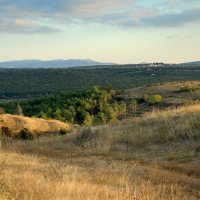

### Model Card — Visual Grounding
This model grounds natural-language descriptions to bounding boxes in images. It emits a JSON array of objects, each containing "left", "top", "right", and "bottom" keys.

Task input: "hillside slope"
[
  {"left": 0, "top": 104, "right": 200, "bottom": 199},
  {"left": 125, "top": 81, "right": 200, "bottom": 115}
]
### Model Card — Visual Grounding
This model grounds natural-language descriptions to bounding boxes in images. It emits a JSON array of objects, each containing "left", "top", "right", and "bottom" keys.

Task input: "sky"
[{"left": 0, "top": 0, "right": 200, "bottom": 64}]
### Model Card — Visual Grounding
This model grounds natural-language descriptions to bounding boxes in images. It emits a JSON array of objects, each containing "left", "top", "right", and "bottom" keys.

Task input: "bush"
[
  {"left": 17, "top": 128, "right": 33, "bottom": 140},
  {"left": 141, "top": 94, "right": 149, "bottom": 103},
  {"left": 59, "top": 128, "right": 68, "bottom": 135},
  {"left": 1, "top": 126, "right": 12, "bottom": 137},
  {"left": 74, "top": 128, "right": 94, "bottom": 147},
  {"left": 148, "top": 94, "right": 162, "bottom": 105},
  {"left": 129, "top": 99, "right": 137, "bottom": 112},
  {"left": 176, "top": 86, "right": 200, "bottom": 93}
]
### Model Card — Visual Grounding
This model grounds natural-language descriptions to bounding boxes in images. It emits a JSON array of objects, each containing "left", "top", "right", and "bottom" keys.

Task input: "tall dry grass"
[
  {"left": 78, "top": 104, "right": 200, "bottom": 153},
  {"left": 0, "top": 104, "right": 200, "bottom": 199},
  {"left": 0, "top": 151, "right": 184, "bottom": 200}
]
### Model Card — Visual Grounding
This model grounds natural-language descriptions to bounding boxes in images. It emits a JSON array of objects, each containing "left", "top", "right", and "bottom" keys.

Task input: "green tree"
[
  {"left": 53, "top": 108, "right": 62, "bottom": 120},
  {"left": 83, "top": 112, "right": 94, "bottom": 127},
  {"left": 98, "top": 112, "right": 107, "bottom": 124},
  {"left": 38, "top": 111, "right": 49, "bottom": 119},
  {"left": 129, "top": 99, "right": 137, "bottom": 112},
  {"left": 113, "top": 101, "right": 120, "bottom": 114},
  {"left": 17, "top": 103, "right": 23, "bottom": 116},
  {"left": 101, "top": 103, "right": 116, "bottom": 122},
  {"left": 119, "top": 101, "right": 127, "bottom": 115},
  {"left": 63, "top": 109, "right": 74, "bottom": 123},
  {"left": 148, "top": 94, "right": 162, "bottom": 105}
]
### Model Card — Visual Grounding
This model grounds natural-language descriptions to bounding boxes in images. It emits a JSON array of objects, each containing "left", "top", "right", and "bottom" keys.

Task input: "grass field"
[
  {"left": 127, "top": 81, "right": 200, "bottom": 105},
  {"left": 125, "top": 81, "right": 200, "bottom": 116},
  {"left": 0, "top": 101, "right": 199, "bottom": 199}
]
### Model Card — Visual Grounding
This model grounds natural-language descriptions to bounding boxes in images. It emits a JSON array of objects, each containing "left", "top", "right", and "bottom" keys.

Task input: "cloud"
[
  {"left": 0, "top": 0, "right": 133, "bottom": 16},
  {"left": 93, "top": 8, "right": 200, "bottom": 28},
  {"left": 0, "top": 0, "right": 133, "bottom": 33},
  {"left": 0, "top": 0, "right": 200, "bottom": 34},
  {"left": 140, "top": 9, "right": 200, "bottom": 27},
  {"left": 0, "top": 18, "right": 59, "bottom": 34}
]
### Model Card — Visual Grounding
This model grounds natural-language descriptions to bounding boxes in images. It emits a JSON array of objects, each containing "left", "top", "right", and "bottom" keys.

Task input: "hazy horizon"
[
  {"left": 0, "top": 58, "right": 199, "bottom": 65},
  {"left": 0, "top": 0, "right": 200, "bottom": 64}
]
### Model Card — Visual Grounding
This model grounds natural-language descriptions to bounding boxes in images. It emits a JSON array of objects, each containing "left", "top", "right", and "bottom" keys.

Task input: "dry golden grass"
[
  {"left": 143, "top": 104, "right": 200, "bottom": 119},
  {"left": 0, "top": 151, "right": 186, "bottom": 200},
  {"left": 0, "top": 103, "right": 200, "bottom": 199},
  {"left": 127, "top": 81, "right": 200, "bottom": 97},
  {"left": 0, "top": 114, "right": 72, "bottom": 135},
  {"left": 126, "top": 81, "right": 200, "bottom": 107},
  {"left": 80, "top": 104, "right": 200, "bottom": 155}
]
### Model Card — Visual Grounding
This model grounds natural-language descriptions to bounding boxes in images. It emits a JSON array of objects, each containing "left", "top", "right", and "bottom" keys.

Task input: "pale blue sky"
[{"left": 0, "top": 0, "right": 200, "bottom": 63}]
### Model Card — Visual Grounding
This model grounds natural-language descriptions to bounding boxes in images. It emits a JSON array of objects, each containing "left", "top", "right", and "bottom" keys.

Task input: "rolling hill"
[{"left": 0, "top": 103, "right": 199, "bottom": 199}]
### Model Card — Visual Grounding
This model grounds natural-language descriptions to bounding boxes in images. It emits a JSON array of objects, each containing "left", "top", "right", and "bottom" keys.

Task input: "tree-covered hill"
[{"left": 0, "top": 65, "right": 200, "bottom": 99}]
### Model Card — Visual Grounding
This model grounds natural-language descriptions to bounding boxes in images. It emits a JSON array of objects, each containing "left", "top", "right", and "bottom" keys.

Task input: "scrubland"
[{"left": 0, "top": 103, "right": 200, "bottom": 199}]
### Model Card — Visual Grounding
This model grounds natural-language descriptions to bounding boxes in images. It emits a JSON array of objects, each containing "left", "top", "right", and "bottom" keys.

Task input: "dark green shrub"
[
  {"left": 140, "top": 94, "right": 149, "bottom": 103},
  {"left": 59, "top": 128, "right": 68, "bottom": 135},
  {"left": 176, "top": 86, "right": 200, "bottom": 93},
  {"left": 17, "top": 128, "right": 33, "bottom": 140}
]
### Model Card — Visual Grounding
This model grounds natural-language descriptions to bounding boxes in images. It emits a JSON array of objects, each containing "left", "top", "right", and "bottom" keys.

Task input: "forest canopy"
[{"left": 0, "top": 65, "right": 199, "bottom": 99}]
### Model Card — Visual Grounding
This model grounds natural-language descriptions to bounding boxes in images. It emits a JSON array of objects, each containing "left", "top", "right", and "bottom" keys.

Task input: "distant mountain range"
[
  {"left": 0, "top": 59, "right": 199, "bottom": 69},
  {"left": 0, "top": 59, "right": 115, "bottom": 68},
  {"left": 182, "top": 61, "right": 200, "bottom": 65}
]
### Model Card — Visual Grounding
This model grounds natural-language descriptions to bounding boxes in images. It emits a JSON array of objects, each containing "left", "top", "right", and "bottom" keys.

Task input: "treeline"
[
  {"left": 0, "top": 65, "right": 200, "bottom": 99},
  {"left": 1, "top": 87, "right": 136, "bottom": 126}
]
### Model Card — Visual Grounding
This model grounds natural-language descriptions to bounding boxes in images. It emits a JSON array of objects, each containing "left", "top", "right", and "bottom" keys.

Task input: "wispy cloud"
[
  {"left": 0, "top": 0, "right": 200, "bottom": 34},
  {"left": 140, "top": 9, "right": 200, "bottom": 27},
  {"left": 0, "top": 18, "right": 59, "bottom": 34}
]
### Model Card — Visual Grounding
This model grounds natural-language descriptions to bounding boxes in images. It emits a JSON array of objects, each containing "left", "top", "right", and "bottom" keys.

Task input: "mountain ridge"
[
  {"left": 0, "top": 59, "right": 115, "bottom": 68},
  {"left": 182, "top": 61, "right": 200, "bottom": 65}
]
